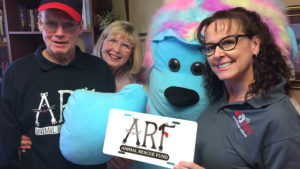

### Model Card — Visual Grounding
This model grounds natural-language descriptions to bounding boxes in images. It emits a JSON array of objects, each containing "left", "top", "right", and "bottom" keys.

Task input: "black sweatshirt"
[{"left": 0, "top": 45, "right": 115, "bottom": 169}]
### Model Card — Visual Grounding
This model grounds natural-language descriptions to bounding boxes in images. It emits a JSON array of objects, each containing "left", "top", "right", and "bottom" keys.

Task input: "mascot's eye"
[
  {"left": 169, "top": 58, "right": 180, "bottom": 72},
  {"left": 191, "top": 62, "right": 204, "bottom": 75}
]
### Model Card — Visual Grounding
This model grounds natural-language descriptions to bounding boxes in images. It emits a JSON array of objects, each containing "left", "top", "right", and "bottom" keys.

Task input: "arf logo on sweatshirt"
[{"left": 233, "top": 111, "right": 254, "bottom": 137}]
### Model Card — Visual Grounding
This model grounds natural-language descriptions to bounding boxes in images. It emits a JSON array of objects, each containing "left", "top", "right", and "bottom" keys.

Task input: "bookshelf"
[
  {"left": 0, "top": 0, "right": 112, "bottom": 76},
  {"left": 0, "top": 0, "right": 8, "bottom": 78}
]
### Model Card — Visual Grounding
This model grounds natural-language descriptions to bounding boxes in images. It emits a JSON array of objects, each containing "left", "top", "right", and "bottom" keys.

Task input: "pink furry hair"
[{"left": 143, "top": 0, "right": 292, "bottom": 70}]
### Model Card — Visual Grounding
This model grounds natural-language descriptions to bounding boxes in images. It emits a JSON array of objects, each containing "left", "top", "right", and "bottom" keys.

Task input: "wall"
[
  {"left": 111, "top": 0, "right": 163, "bottom": 55},
  {"left": 111, "top": 0, "right": 163, "bottom": 33},
  {"left": 128, "top": 0, "right": 162, "bottom": 33},
  {"left": 111, "top": 0, "right": 127, "bottom": 21}
]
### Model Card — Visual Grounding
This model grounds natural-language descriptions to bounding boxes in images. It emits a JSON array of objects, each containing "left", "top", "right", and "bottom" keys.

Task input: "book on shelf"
[
  {"left": 85, "top": 0, "right": 91, "bottom": 30},
  {"left": 33, "top": 9, "right": 39, "bottom": 31},
  {"left": 18, "top": 4, "right": 39, "bottom": 31},
  {"left": 0, "top": 9, "right": 7, "bottom": 42},
  {"left": 29, "top": 9, "right": 35, "bottom": 31},
  {"left": 0, "top": 9, "right": 3, "bottom": 41},
  {"left": 82, "top": 0, "right": 87, "bottom": 30},
  {"left": 82, "top": 0, "right": 91, "bottom": 30},
  {"left": 1, "top": 61, "right": 8, "bottom": 77},
  {"left": 19, "top": 4, "right": 27, "bottom": 31}
]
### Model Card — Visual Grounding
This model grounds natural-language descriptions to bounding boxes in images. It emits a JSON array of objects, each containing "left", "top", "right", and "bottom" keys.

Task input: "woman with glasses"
[
  {"left": 93, "top": 21, "right": 143, "bottom": 92},
  {"left": 93, "top": 21, "right": 143, "bottom": 169},
  {"left": 174, "top": 7, "right": 300, "bottom": 169}
]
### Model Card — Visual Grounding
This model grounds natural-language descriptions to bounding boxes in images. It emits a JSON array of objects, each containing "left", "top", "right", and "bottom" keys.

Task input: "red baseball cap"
[{"left": 38, "top": 0, "right": 82, "bottom": 22}]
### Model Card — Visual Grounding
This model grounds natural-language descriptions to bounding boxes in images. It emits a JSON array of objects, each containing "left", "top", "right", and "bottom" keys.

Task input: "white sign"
[{"left": 103, "top": 109, "right": 198, "bottom": 168}]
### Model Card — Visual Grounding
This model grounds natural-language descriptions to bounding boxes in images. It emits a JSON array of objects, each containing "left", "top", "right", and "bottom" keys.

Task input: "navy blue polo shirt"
[{"left": 194, "top": 79, "right": 300, "bottom": 169}]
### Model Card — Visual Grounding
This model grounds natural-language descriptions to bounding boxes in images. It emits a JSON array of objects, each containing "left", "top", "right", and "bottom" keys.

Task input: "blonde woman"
[{"left": 93, "top": 20, "right": 143, "bottom": 92}]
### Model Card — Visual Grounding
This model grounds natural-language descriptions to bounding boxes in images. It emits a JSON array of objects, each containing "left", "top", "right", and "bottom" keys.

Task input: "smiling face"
[
  {"left": 38, "top": 9, "right": 82, "bottom": 64},
  {"left": 101, "top": 33, "right": 133, "bottom": 74},
  {"left": 205, "top": 19, "right": 260, "bottom": 85}
]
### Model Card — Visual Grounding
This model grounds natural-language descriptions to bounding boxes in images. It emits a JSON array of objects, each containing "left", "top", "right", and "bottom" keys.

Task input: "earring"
[
  {"left": 253, "top": 52, "right": 259, "bottom": 58},
  {"left": 129, "top": 57, "right": 132, "bottom": 64}
]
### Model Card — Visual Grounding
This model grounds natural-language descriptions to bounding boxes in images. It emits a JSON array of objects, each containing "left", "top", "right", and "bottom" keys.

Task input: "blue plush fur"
[
  {"left": 59, "top": 84, "right": 147, "bottom": 165},
  {"left": 147, "top": 36, "right": 209, "bottom": 120}
]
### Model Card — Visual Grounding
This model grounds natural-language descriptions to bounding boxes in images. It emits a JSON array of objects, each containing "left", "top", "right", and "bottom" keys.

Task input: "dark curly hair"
[{"left": 196, "top": 7, "right": 292, "bottom": 102}]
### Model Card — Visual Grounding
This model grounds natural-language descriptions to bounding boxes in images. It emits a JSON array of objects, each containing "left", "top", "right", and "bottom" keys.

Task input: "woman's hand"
[
  {"left": 107, "top": 157, "right": 132, "bottom": 169},
  {"left": 173, "top": 161, "right": 205, "bottom": 169},
  {"left": 19, "top": 135, "right": 32, "bottom": 153}
]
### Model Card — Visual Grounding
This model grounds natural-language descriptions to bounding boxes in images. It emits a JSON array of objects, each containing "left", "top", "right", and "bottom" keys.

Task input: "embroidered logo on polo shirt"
[{"left": 233, "top": 111, "right": 254, "bottom": 137}]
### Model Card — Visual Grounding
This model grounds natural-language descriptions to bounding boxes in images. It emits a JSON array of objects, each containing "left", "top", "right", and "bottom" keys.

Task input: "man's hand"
[
  {"left": 19, "top": 135, "right": 32, "bottom": 153},
  {"left": 108, "top": 157, "right": 132, "bottom": 169}
]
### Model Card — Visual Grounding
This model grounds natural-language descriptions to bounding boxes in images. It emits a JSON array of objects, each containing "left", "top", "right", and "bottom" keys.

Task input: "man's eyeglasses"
[
  {"left": 41, "top": 20, "right": 80, "bottom": 33},
  {"left": 106, "top": 38, "right": 132, "bottom": 52},
  {"left": 199, "top": 34, "right": 250, "bottom": 57}
]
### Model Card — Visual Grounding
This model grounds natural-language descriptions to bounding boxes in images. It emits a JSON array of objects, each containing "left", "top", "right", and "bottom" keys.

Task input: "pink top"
[{"left": 115, "top": 72, "right": 132, "bottom": 92}]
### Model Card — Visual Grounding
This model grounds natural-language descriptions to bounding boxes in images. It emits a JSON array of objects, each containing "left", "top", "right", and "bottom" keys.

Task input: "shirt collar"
[
  {"left": 34, "top": 45, "right": 85, "bottom": 71},
  {"left": 218, "top": 77, "right": 286, "bottom": 109},
  {"left": 246, "top": 78, "right": 286, "bottom": 108}
]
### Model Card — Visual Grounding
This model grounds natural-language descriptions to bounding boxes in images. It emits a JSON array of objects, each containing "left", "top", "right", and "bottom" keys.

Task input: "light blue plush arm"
[{"left": 60, "top": 84, "right": 148, "bottom": 165}]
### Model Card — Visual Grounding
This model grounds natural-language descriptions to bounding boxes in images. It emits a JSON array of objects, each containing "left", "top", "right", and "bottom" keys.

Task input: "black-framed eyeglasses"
[
  {"left": 41, "top": 20, "right": 80, "bottom": 33},
  {"left": 199, "top": 34, "right": 250, "bottom": 57}
]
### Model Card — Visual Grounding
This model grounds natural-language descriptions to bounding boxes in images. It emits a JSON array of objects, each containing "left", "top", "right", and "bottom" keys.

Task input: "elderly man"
[{"left": 0, "top": 0, "right": 115, "bottom": 168}]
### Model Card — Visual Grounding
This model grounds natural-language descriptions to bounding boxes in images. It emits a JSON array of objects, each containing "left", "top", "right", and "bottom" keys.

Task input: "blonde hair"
[{"left": 93, "top": 20, "right": 142, "bottom": 75}]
